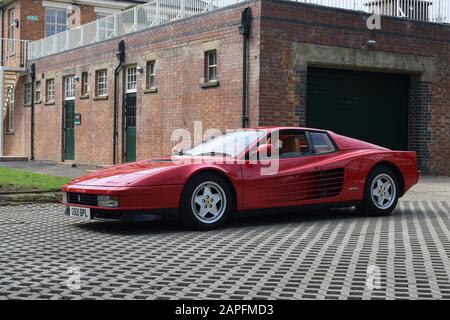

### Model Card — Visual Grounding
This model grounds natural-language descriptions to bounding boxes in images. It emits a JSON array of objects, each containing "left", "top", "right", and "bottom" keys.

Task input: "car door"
[
  {"left": 307, "top": 131, "right": 347, "bottom": 202},
  {"left": 241, "top": 129, "right": 321, "bottom": 210}
]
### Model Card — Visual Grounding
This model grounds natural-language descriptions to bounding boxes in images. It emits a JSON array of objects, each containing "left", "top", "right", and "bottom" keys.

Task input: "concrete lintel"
[
  {"left": 292, "top": 43, "right": 437, "bottom": 82},
  {"left": 61, "top": 68, "right": 77, "bottom": 77},
  {"left": 94, "top": 63, "right": 109, "bottom": 71},
  {"left": 144, "top": 52, "right": 157, "bottom": 61},
  {"left": 43, "top": 71, "right": 57, "bottom": 80},
  {"left": 202, "top": 40, "right": 220, "bottom": 51}
]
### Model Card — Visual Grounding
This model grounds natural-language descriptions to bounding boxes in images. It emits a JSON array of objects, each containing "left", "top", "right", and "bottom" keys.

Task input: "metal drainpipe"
[
  {"left": 239, "top": 7, "right": 252, "bottom": 128},
  {"left": 1, "top": 9, "right": 4, "bottom": 64},
  {"left": 113, "top": 40, "right": 125, "bottom": 165},
  {"left": 30, "top": 63, "right": 36, "bottom": 160},
  {"left": 0, "top": 9, "right": 4, "bottom": 157}
]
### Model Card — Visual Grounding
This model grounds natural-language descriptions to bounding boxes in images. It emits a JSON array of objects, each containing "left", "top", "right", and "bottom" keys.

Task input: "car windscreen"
[{"left": 183, "top": 130, "right": 264, "bottom": 158}]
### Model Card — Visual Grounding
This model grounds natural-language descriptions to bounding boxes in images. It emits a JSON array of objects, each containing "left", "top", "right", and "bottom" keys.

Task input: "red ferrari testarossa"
[{"left": 62, "top": 127, "right": 419, "bottom": 229}]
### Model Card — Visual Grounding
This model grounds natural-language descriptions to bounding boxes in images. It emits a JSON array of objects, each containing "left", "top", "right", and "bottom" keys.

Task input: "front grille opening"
[{"left": 67, "top": 193, "right": 98, "bottom": 206}]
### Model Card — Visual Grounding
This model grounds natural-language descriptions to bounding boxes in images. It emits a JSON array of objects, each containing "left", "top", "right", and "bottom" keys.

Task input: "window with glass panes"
[
  {"left": 7, "top": 86, "right": 14, "bottom": 132},
  {"left": 8, "top": 9, "right": 15, "bottom": 55},
  {"left": 45, "top": 7, "right": 67, "bottom": 37},
  {"left": 205, "top": 50, "right": 217, "bottom": 82},
  {"left": 126, "top": 66, "right": 137, "bottom": 92},
  {"left": 96, "top": 70, "right": 108, "bottom": 96},
  {"left": 81, "top": 72, "right": 88, "bottom": 96},
  {"left": 64, "top": 76, "right": 75, "bottom": 100},
  {"left": 46, "top": 79, "right": 55, "bottom": 102},
  {"left": 146, "top": 61, "right": 156, "bottom": 88},
  {"left": 24, "top": 83, "right": 32, "bottom": 105},
  {"left": 35, "top": 81, "right": 41, "bottom": 102}
]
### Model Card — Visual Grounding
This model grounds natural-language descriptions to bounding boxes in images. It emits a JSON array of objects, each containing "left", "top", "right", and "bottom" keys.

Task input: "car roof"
[{"left": 250, "top": 126, "right": 331, "bottom": 133}]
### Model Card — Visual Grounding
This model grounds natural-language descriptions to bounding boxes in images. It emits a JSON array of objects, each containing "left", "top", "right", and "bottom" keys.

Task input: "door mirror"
[{"left": 250, "top": 143, "right": 273, "bottom": 160}]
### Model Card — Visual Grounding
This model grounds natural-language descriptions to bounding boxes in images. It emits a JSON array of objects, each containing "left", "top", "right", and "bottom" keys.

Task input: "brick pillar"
[
  {"left": 294, "top": 67, "right": 307, "bottom": 127},
  {"left": 409, "top": 79, "right": 432, "bottom": 172}
]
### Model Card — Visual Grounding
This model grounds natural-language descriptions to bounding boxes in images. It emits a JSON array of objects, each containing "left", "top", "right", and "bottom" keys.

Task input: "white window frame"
[
  {"left": 64, "top": 76, "right": 76, "bottom": 100},
  {"left": 126, "top": 66, "right": 137, "bottom": 93},
  {"left": 8, "top": 8, "right": 16, "bottom": 55},
  {"left": 35, "top": 81, "right": 41, "bottom": 102},
  {"left": 205, "top": 50, "right": 217, "bottom": 82},
  {"left": 45, "top": 7, "right": 67, "bottom": 37},
  {"left": 146, "top": 61, "right": 156, "bottom": 89},
  {"left": 96, "top": 69, "right": 108, "bottom": 97},
  {"left": 81, "top": 72, "right": 89, "bottom": 96},
  {"left": 7, "top": 86, "right": 15, "bottom": 133},
  {"left": 24, "top": 83, "right": 32, "bottom": 105},
  {"left": 46, "top": 79, "right": 55, "bottom": 103}
]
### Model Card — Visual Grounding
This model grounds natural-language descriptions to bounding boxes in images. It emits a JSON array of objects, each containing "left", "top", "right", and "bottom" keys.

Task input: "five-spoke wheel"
[
  {"left": 181, "top": 173, "right": 233, "bottom": 230},
  {"left": 370, "top": 173, "right": 396, "bottom": 210},
  {"left": 191, "top": 181, "right": 227, "bottom": 224},
  {"left": 357, "top": 165, "right": 400, "bottom": 216}
]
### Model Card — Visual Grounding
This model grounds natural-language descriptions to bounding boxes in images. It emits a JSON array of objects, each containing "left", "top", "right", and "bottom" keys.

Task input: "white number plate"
[{"left": 69, "top": 206, "right": 91, "bottom": 220}]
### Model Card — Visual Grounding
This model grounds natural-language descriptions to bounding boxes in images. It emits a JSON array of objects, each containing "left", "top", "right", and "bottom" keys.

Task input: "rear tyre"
[
  {"left": 356, "top": 165, "right": 399, "bottom": 216},
  {"left": 180, "top": 173, "right": 233, "bottom": 230}
]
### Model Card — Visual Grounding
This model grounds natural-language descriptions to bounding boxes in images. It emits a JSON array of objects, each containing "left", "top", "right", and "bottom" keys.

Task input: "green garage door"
[{"left": 306, "top": 67, "right": 409, "bottom": 150}]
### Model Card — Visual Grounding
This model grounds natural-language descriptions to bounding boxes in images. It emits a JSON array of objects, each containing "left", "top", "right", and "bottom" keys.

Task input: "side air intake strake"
[{"left": 258, "top": 168, "right": 345, "bottom": 203}]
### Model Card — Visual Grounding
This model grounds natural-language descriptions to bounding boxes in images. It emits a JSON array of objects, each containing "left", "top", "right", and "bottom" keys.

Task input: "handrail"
[
  {"left": 27, "top": 0, "right": 450, "bottom": 61},
  {"left": 0, "top": 38, "right": 29, "bottom": 69}
]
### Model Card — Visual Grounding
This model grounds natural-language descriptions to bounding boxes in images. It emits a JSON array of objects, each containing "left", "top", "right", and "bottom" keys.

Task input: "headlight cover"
[{"left": 97, "top": 195, "right": 119, "bottom": 208}]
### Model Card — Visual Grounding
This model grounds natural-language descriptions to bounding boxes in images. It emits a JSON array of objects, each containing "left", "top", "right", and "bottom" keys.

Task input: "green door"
[
  {"left": 306, "top": 67, "right": 410, "bottom": 150},
  {"left": 64, "top": 100, "right": 75, "bottom": 160},
  {"left": 124, "top": 92, "right": 136, "bottom": 162}
]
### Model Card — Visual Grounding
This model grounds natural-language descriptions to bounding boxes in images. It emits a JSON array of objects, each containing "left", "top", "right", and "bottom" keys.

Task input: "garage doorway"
[{"left": 306, "top": 67, "right": 410, "bottom": 150}]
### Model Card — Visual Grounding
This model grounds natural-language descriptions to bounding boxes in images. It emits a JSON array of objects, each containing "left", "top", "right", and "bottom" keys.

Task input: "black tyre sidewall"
[
  {"left": 360, "top": 166, "right": 399, "bottom": 216},
  {"left": 180, "top": 173, "right": 233, "bottom": 230}
]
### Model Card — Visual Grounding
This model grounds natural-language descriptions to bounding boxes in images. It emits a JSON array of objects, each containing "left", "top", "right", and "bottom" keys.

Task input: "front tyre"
[
  {"left": 180, "top": 173, "right": 233, "bottom": 230},
  {"left": 356, "top": 166, "right": 399, "bottom": 216}
]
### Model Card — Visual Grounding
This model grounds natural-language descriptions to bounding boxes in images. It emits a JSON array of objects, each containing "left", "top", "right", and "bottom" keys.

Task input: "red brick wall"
[
  {"left": 6, "top": 0, "right": 450, "bottom": 175},
  {"left": 79, "top": 5, "right": 97, "bottom": 25},
  {"left": 9, "top": 1, "right": 261, "bottom": 166},
  {"left": 258, "top": 0, "right": 450, "bottom": 175},
  {"left": 1, "top": 0, "right": 101, "bottom": 41},
  {"left": 19, "top": 0, "right": 44, "bottom": 41},
  {"left": 3, "top": 78, "right": 28, "bottom": 156}
]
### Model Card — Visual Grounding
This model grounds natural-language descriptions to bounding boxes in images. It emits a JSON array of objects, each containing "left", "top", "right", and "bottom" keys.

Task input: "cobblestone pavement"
[{"left": 1, "top": 201, "right": 450, "bottom": 300}]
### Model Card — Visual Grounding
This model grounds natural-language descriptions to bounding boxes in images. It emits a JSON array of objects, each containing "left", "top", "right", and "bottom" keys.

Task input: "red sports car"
[{"left": 62, "top": 127, "right": 419, "bottom": 229}]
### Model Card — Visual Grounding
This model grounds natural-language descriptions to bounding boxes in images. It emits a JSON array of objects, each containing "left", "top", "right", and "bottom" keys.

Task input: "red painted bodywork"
[{"left": 62, "top": 127, "right": 419, "bottom": 213}]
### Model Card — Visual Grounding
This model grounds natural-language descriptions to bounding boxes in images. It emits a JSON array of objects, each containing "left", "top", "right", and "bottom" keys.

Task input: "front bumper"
[
  {"left": 64, "top": 206, "right": 178, "bottom": 222},
  {"left": 61, "top": 184, "right": 183, "bottom": 211}
]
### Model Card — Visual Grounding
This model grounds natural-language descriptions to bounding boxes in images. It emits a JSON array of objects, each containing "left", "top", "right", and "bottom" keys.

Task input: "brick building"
[
  {"left": 0, "top": 0, "right": 145, "bottom": 158},
  {"left": 0, "top": 0, "right": 145, "bottom": 43},
  {"left": 1, "top": 0, "right": 450, "bottom": 175}
]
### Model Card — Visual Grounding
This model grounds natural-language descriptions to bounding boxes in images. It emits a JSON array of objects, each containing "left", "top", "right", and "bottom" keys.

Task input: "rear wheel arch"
[
  {"left": 369, "top": 161, "right": 405, "bottom": 196},
  {"left": 357, "top": 163, "right": 400, "bottom": 216}
]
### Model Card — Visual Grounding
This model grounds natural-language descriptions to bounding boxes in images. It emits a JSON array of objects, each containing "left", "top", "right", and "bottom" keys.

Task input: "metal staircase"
[{"left": 0, "top": 38, "right": 29, "bottom": 158}]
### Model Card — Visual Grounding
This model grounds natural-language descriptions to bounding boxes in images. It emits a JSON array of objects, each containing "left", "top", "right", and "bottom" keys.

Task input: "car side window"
[
  {"left": 271, "top": 130, "right": 310, "bottom": 158},
  {"left": 310, "top": 132, "right": 336, "bottom": 154}
]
